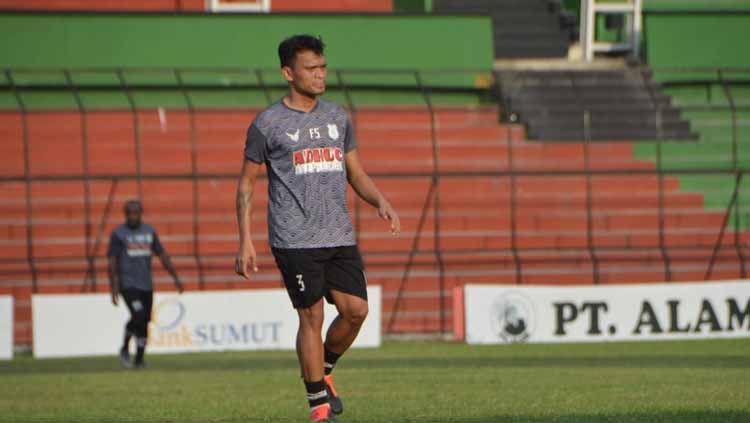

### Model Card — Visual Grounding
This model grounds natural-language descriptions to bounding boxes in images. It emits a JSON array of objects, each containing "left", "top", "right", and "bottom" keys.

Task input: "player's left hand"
[{"left": 378, "top": 201, "right": 401, "bottom": 236}]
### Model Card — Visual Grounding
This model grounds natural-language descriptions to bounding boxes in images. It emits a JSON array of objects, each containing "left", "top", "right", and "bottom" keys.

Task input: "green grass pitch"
[{"left": 1, "top": 339, "right": 749, "bottom": 422}]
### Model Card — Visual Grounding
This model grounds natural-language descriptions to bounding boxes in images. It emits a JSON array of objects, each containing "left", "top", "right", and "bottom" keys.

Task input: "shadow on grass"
[{"left": 2, "top": 353, "right": 748, "bottom": 375}]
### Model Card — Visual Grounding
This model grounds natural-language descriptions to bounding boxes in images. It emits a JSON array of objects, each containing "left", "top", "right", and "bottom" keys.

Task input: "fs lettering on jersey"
[
  {"left": 291, "top": 123, "right": 344, "bottom": 175},
  {"left": 125, "top": 233, "right": 153, "bottom": 257}
]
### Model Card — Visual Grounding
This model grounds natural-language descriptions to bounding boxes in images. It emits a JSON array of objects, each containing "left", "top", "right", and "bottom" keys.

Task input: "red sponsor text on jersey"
[
  {"left": 293, "top": 147, "right": 343, "bottom": 166},
  {"left": 292, "top": 147, "right": 344, "bottom": 175}
]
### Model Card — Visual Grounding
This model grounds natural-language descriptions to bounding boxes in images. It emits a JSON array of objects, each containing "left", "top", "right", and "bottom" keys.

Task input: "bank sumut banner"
[
  {"left": 463, "top": 281, "right": 750, "bottom": 344},
  {"left": 32, "top": 288, "right": 381, "bottom": 358}
]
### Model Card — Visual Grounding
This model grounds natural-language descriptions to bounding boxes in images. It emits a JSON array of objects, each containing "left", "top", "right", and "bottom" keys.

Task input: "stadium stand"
[
  {"left": 635, "top": 5, "right": 750, "bottom": 256},
  {"left": 2, "top": 99, "right": 746, "bottom": 340},
  {"left": 434, "top": 0, "right": 575, "bottom": 59},
  {"left": 1, "top": 3, "right": 749, "bottom": 347}
]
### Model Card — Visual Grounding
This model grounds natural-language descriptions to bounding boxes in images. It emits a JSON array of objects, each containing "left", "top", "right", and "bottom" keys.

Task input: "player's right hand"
[
  {"left": 235, "top": 242, "right": 258, "bottom": 279},
  {"left": 111, "top": 293, "right": 119, "bottom": 306}
]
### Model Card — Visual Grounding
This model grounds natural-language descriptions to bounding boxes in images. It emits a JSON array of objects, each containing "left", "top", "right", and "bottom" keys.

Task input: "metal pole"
[
  {"left": 582, "top": 109, "right": 600, "bottom": 284},
  {"left": 571, "top": 71, "right": 600, "bottom": 284},
  {"left": 655, "top": 110, "right": 672, "bottom": 281},
  {"left": 705, "top": 173, "right": 743, "bottom": 280},
  {"left": 337, "top": 70, "right": 361, "bottom": 245},
  {"left": 385, "top": 183, "right": 435, "bottom": 334},
  {"left": 336, "top": 69, "right": 359, "bottom": 136},
  {"left": 82, "top": 179, "right": 119, "bottom": 292},
  {"left": 497, "top": 70, "right": 523, "bottom": 284},
  {"left": 116, "top": 69, "right": 144, "bottom": 201},
  {"left": 505, "top": 115, "right": 522, "bottom": 284},
  {"left": 718, "top": 70, "right": 739, "bottom": 172},
  {"left": 336, "top": 70, "right": 356, "bottom": 118},
  {"left": 733, "top": 172, "right": 746, "bottom": 278},
  {"left": 717, "top": 69, "right": 745, "bottom": 277},
  {"left": 175, "top": 69, "right": 206, "bottom": 290},
  {"left": 632, "top": 0, "right": 643, "bottom": 59},
  {"left": 2, "top": 166, "right": 750, "bottom": 182},
  {"left": 64, "top": 69, "right": 97, "bottom": 291},
  {"left": 416, "top": 70, "right": 446, "bottom": 334},
  {"left": 641, "top": 66, "right": 672, "bottom": 281},
  {"left": 255, "top": 69, "right": 273, "bottom": 106},
  {"left": 5, "top": 69, "right": 38, "bottom": 292}
]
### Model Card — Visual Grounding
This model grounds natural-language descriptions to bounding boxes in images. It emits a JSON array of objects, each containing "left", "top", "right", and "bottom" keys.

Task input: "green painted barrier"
[
  {"left": 645, "top": 0, "right": 750, "bottom": 11},
  {"left": 564, "top": 0, "right": 750, "bottom": 16},
  {"left": 0, "top": 13, "right": 493, "bottom": 109},
  {"left": 645, "top": 14, "right": 750, "bottom": 70},
  {"left": 0, "top": 13, "right": 491, "bottom": 70}
]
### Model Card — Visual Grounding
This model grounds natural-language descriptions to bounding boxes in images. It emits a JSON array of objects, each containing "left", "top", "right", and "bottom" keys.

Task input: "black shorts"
[
  {"left": 272, "top": 245, "right": 368, "bottom": 309},
  {"left": 120, "top": 289, "right": 154, "bottom": 323}
]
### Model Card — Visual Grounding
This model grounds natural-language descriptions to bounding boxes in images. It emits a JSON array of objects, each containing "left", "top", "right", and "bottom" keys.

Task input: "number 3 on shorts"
[{"left": 296, "top": 274, "right": 305, "bottom": 292}]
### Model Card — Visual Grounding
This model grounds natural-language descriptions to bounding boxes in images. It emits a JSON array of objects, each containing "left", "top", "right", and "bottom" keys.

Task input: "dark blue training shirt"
[{"left": 107, "top": 223, "right": 164, "bottom": 291}]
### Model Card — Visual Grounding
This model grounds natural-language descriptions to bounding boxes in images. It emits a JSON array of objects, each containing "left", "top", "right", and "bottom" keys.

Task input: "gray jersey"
[
  {"left": 107, "top": 223, "right": 163, "bottom": 291},
  {"left": 244, "top": 98, "right": 357, "bottom": 249}
]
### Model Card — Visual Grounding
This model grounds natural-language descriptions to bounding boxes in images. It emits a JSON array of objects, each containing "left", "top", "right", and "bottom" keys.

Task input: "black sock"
[
  {"left": 304, "top": 379, "right": 329, "bottom": 409},
  {"left": 121, "top": 331, "right": 132, "bottom": 353},
  {"left": 324, "top": 347, "right": 342, "bottom": 376}
]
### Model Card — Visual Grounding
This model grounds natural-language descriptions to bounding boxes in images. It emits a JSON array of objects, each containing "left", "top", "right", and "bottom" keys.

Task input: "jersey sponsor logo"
[
  {"left": 285, "top": 129, "right": 300, "bottom": 142},
  {"left": 126, "top": 233, "right": 153, "bottom": 257},
  {"left": 126, "top": 245, "right": 151, "bottom": 257},
  {"left": 292, "top": 147, "right": 344, "bottom": 175},
  {"left": 327, "top": 124, "right": 339, "bottom": 140}
]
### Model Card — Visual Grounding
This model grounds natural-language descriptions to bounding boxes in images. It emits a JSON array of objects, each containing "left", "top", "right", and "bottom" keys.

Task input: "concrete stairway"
[
  {"left": 496, "top": 66, "right": 700, "bottom": 140},
  {"left": 434, "top": 0, "right": 574, "bottom": 58}
]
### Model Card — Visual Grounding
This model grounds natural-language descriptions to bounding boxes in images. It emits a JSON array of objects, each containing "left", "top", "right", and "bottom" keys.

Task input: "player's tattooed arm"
[
  {"left": 345, "top": 150, "right": 401, "bottom": 235},
  {"left": 107, "top": 256, "right": 120, "bottom": 306},
  {"left": 235, "top": 159, "right": 262, "bottom": 278},
  {"left": 158, "top": 251, "right": 183, "bottom": 293}
]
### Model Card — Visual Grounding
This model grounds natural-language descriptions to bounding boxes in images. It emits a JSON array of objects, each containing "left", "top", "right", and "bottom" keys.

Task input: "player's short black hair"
[
  {"left": 124, "top": 199, "right": 143, "bottom": 213},
  {"left": 278, "top": 34, "right": 325, "bottom": 68}
]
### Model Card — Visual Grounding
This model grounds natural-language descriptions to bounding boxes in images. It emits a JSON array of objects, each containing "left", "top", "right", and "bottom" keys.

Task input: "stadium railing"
[{"left": 0, "top": 66, "right": 747, "bottom": 336}]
